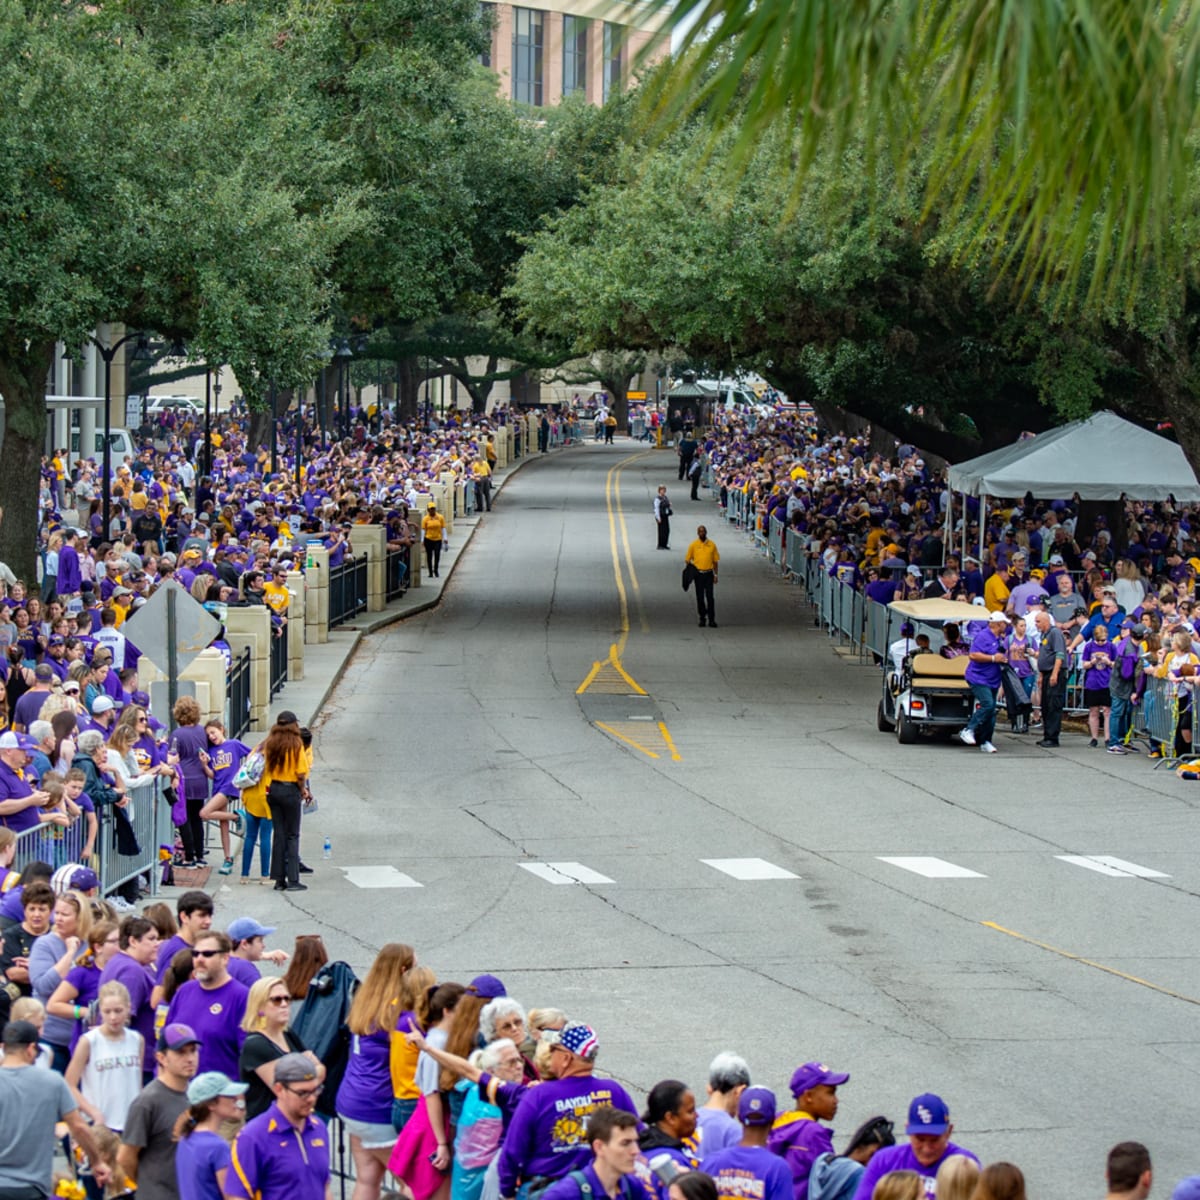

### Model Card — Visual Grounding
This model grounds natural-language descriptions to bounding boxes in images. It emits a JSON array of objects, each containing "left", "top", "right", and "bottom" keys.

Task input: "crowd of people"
[
  {"left": 694, "top": 408, "right": 1200, "bottom": 758},
  {"left": 0, "top": 901, "right": 1192, "bottom": 1200}
]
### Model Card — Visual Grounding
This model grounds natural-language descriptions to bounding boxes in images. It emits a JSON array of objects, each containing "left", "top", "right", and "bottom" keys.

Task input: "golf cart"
[{"left": 877, "top": 598, "right": 983, "bottom": 744}]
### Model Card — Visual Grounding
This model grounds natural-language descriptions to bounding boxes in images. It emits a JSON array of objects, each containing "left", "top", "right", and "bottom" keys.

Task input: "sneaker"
[
  {"left": 979, "top": 741, "right": 997, "bottom": 754},
  {"left": 1125, "top": 744, "right": 1142, "bottom": 754},
  {"left": 108, "top": 896, "right": 135, "bottom": 913},
  {"left": 219, "top": 858, "right": 234, "bottom": 875},
  {"left": 957, "top": 728, "right": 977, "bottom": 746},
  {"left": 1149, "top": 748, "right": 1163, "bottom": 759},
  {"left": 1089, "top": 738, "right": 1098, "bottom": 748},
  {"left": 1107, "top": 744, "right": 1128, "bottom": 755},
  {"left": 230, "top": 812, "right": 245, "bottom": 839},
  {"left": 1031, "top": 719, "right": 1043, "bottom": 729}
]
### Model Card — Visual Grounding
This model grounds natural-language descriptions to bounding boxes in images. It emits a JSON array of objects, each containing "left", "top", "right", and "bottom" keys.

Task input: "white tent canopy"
[{"left": 947, "top": 410, "right": 1200, "bottom": 502}]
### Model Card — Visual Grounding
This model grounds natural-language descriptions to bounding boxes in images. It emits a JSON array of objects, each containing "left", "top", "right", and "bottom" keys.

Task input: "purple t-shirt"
[
  {"left": 852, "top": 1142, "right": 979, "bottom": 1200},
  {"left": 964, "top": 627, "right": 1003, "bottom": 688},
  {"left": 175, "top": 1127, "right": 230, "bottom": 1200},
  {"left": 64, "top": 962, "right": 101, "bottom": 1050},
  {"left": 227, "top": 956, "right": 260, "bottom": 988},
  {"left": 170, "top": 724, "right": 211, "bottom": 798},
  {"left": 156, "top": 934, "right": 192, "bottom": 983},
  {"left": 706, "top": 1144, "right": 794, "bottom": 1200},
  {"left": 336, "top": 1027, "right": 392, "bottom": 1124},
  {"left": 497, "top": 1074, "right": 638, "bottom": 1195},
  {"left": 0, "top": 762, "right": 38, "bottom": 833},
  {"left": 207, "top": 739, "right": 250, "bottom": 797},
  {"left": 99, "top": 951, "right": 157, "bottom": 1070},
  {"left": 165, "top": 977, "right": 248, "bottom": 1077},
  {"left": 697, "top": 1108, "right": 742, "bottom": 1162}
]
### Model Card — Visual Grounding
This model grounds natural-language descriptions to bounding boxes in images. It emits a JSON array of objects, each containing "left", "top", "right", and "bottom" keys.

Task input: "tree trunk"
[
  {"left": 247, "top": 407, "right": 271, "bottom": 452},
  {"left": 599, "top": 373, "right": 632, "bottom": 430},
  {"left": 0, "top": 341, "right": 55, "bottom": 583},
  {"left": 396, "top": 356, "right": 423, "bottom": 422}
]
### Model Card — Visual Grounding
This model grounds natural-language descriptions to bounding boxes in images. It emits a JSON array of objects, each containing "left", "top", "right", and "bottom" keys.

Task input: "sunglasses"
[
  {"left": 267, "top": 995, "right": 291, "bottom": 1006},
  {"left": 192, "top": 949, "right": 223, "bottom": 959},
  {"left": 285, "top": 1084, "right": 323, "bottom": 1099}
]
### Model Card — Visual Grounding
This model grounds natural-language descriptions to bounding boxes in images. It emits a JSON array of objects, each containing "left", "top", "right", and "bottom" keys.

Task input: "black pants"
[
  {"left": 657, "top": 516, "right": 670, "bottom": 549},
  {"left": 1040, "top": 671, "right": 1066, "bottom": 742},
  {"left": 694, "top": 570, "right": 715, "bottom": 623},
  {"left": 690, "top": 472, "right": 700, "bottom": 500},
  {"left": 177, "top": 791, "right": 205, "bottom": 862},
  {"left": 424, "top": 538, "right": 442, "bottom": 576},
  {"left": 678, "top": 453, "right": 694, "bottom": 480},
  {"left": 268, "top": 781, "right": 303, "bottom": 887}
]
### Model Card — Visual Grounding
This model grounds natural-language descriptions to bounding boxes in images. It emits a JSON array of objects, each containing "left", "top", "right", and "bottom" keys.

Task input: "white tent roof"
[{"left": 947, "top": 411, "right": 1200, "bottom": 501}]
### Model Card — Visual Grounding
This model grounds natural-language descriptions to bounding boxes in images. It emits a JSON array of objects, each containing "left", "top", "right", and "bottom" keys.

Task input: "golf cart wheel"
[
  {"left": 896, "top": 712, "right": 918, "bottom": 744},
  {"left": 877, "top": 701, "right": 894, "bottom": 732}
]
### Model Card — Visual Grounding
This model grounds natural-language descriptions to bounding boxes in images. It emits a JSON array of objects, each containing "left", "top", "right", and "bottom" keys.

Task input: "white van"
[{"left": 68, "top": 426, "right": 136, "bottom": 470}]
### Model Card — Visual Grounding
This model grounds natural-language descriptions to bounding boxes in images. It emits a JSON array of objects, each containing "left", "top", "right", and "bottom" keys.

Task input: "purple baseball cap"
[
  {"left": 466, "top": 973, "right": 506, "bottom": 1000},
  {"left": 1173, "top": 1179, "right": 1200, "bottom": 1200},
  {"left": 737, "top": 1086, "right": 777, "bottom": 1127},
  {"left": 789, "top": 1061, "right": 850, "bottom": 1097},
  {"left": 157, "top": 1023, "right": 202, "bottom": 1052},
  {"left": 906, "top": 1092, "right": 951, "bottom": 1135}
]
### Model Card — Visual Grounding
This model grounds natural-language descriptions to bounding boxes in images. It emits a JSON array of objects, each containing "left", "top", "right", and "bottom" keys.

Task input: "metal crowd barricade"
[
  {"left": 11, "top": 812, "right": 91, "bottom": 874},
  {"left": 864, "top": 598, "right": 890, "bottom": 662},
  {"left": 785, "top": 534, "right": 806, "bottom": 579},
  {"left": 385, "top": 546, "right": 410, "bottom": 600},
  {"left": 96, "top": 780, "right": 169, "bottom": 898},
  {"left": 269, "top": 628, "right": 288, "bottom": 698},
  {"left": 768, "top": 516, "right": 784, "bottom": 564},
  {"left": 1138, "top": 674, "right": 1186, "bottom": 765},
  {"left": 227, "top": 646, "right": 252, "bottom": 741},
  {"left": 328, "top": 554, "right": 368, "bottom": 628}
]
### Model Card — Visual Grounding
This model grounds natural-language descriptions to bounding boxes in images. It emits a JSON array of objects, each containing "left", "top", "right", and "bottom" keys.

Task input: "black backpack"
[{"left": 290, "top": 960, "right": 360, "bottom": 1119}]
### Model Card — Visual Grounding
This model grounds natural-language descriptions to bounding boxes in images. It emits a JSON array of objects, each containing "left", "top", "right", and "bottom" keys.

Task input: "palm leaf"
[{"left": 637, "top": 0, "right": 1200, "bottom": 315}]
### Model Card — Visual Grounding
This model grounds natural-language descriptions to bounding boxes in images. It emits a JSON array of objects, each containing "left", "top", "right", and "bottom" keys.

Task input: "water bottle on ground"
[{"left": 322, "top": 837, "right": 332, "bottom": 859}]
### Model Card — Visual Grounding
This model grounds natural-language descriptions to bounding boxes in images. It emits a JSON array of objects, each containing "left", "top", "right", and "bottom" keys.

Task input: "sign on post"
[
  {"left": 627, "top": 391, "right": 647, "bottom": 400},
  {"left": 122, "top": 580, "right": 221, "bottom": 725}
]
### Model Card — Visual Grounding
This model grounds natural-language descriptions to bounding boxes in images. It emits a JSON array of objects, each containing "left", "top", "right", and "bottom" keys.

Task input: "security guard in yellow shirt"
[{"left": 685, "top": 525, "right": 720, "bottom": 628}]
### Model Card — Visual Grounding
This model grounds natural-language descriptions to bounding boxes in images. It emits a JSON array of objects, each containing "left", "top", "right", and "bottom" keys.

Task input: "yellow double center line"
[{"left": 576, "top": 449, "right": 681, "bottom": 762}]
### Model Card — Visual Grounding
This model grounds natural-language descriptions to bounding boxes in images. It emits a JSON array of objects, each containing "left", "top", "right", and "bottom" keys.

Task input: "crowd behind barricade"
[
  {"left": 0, "top": 400, "right": 585, "bottom": 899},
  {"left": 0, "top": 897, "right": 1187, "bottom": 1200},
  {"left": 696, "top": 408, "right": 1200, "bottom": 761}
]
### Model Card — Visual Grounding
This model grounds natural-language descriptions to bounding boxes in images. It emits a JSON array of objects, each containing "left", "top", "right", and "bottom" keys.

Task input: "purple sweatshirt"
[
  {"left": 57, "top": 545, "right": 82, "bottom": 594},
  {"left": 767, "top": 1115, "right": 834, "bottom": 1200},
  {"left": 852, "top": 1142, "right": 978, "bottom": 1200},
  {"left": 497, "top": 1074, "right": 638, "bottom": 1196}
]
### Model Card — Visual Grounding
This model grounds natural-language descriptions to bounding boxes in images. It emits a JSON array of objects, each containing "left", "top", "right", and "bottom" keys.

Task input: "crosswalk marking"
[
  {"left": 341, "top": 865, "right": 424, "bottom": 889},
  {"left": 519, "top": 862, "right": 614, "bottom": 885},
  {"left": 701, "top": 858, "right": 799, "bottom": 881},
  {"left": 1056, "top": 855, "right": 1170, "bottom": 879},
  {"left": 878, "top": 856, "right": 986, "bottom": 879}
]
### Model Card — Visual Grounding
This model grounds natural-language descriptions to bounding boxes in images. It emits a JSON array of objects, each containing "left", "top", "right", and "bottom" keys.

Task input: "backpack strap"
[{"left": 569, "top": 1170, "right": 594, "bottom": 1199}]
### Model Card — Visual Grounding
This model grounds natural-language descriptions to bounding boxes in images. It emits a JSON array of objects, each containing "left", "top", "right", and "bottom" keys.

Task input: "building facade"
[{"left": 483, "top": 1, "right": 670, "bottom": 109}]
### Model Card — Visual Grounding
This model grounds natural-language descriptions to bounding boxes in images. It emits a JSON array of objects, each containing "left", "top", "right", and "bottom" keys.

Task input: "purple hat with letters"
[
  {"left": 790, "top": 1061, "right": 850, "bottom": 1097},
  {"left": 158, "top": 1023, "right": 202, "bottom": 1052},
  {"left": 542, "top": 1021, "right": 599, "bottom": 1062},
  {"left": 737, "top": 1086, "right": 777, "bottom": 1127},
  {"left": 906, "top": 1092, "right": 951, "bottom": 1135}
]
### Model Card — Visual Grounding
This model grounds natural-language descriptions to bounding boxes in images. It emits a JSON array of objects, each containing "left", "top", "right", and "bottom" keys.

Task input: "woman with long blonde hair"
[
  {"left": 238, "top": 975, "right": 323, "bottom": 1120},
  {"left": 336, "top": 943, "right": 416, "bottom": 1200}
]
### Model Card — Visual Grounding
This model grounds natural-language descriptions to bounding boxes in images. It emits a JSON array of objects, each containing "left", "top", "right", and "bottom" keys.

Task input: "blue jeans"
[
  {"left": 966, "top": 683, "right": 998, "bottom": 743},
  {"left": 241, "top": 812, "right": 272, "bottom": 878},
  {"left": 1110, "top": 694, "right": 1132, "bottom": 746}
]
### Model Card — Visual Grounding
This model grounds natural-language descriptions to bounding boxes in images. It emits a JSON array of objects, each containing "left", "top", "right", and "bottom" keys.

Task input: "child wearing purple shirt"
[
  {"left": 767, "top": 1064, "right": 848, "bottom": 1200},
  {"left": 1082, "top": 626, "right": 1114, "bottom": 747}
]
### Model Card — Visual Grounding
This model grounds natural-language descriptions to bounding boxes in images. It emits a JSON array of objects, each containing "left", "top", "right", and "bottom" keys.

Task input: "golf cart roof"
[{"left": 887, "top": 598, "right": 984, "bottom": 624}]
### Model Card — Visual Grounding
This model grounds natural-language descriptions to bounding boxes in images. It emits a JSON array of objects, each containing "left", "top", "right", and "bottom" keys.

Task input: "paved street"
[{"left": 241, "top": 442, "right": 1200, "bottom": 1193}]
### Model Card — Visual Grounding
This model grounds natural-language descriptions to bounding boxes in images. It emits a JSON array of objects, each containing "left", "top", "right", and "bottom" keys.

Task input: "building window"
[
  {"left": 602, "top": 21, "right": 623, "bottom": 103},
  {"left": 562, "top": 15, "right": 589, "bottom": 98},
  {"left": 479, "top": 3, "right": 494, "bottom": 68},
  {"left": 512, "top": 7, "right": 544, "bottom": 107}
]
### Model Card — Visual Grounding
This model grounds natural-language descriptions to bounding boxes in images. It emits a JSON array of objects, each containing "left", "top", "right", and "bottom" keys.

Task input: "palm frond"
[{"left": 638, "top": 0, "right": 1200, "bottom": 314}]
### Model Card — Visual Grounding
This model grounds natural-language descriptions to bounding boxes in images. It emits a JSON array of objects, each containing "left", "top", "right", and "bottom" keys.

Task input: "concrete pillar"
[
  {"left": 434, "top": 479, "right": 453, "bottom": 535},
  {"left": 136, "top": 649, "right": 225, "bottom": 723},
  {"left": 491, "top": 434, "right": 507, "bottom": 470},
  {"left": 349, "top": 525, "right": 386, "bottom": 613},
  {"left": 285, "top": 570, "right": 305, "bottom": 681},
  {"left": 303, "top": 547, "right": 330, "bottom": 645},
  {"left": 586, "top": 18, "right": 604, "bottom": 105},
  {"left": 221, "top": 607, "right": 273, "bottom": 730}
]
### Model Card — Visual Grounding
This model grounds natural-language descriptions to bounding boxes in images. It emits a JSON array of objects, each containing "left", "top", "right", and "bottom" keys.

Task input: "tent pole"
[
  {"left": 942, "top": 481, "right": 951, "bottom": 567},
  {"left": 961, "top": 492, "right": 968, "bottom": 564},
  {"left": 980, "top": 495, "right": 987, "bottom": 565}
]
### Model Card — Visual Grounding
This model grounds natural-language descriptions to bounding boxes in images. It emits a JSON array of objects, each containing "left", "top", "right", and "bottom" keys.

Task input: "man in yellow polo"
[{"left": 686, "top": 525, "right": 720, "bottom": 628}]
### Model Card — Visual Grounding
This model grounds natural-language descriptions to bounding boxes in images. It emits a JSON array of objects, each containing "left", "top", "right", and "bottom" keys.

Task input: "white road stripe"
[
  {"left": 341, "top": 865, "right": 424, "bottom": 889},
  {"left": 1056, "top": 855, "right": 1170, "bottom": 879},
  {"left": 519, "top": 862, "right": 614, "bottom": 885},
  {"left": 877, "top": 856, "right": 986, "bottom": 879},
  {"left": 701, "top": 857, "right": 799, "bottom": 881}
]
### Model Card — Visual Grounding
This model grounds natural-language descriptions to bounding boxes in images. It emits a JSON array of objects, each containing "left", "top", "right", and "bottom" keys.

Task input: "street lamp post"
[
  {"left": 334, "top": 340, "right": 352, "bottom": 441},
  {"left": 269, "top": 381, "right": 278, "bottom": 475},
  {"left": 88, "top": 330, "right": 147, "bottom": 537}
]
